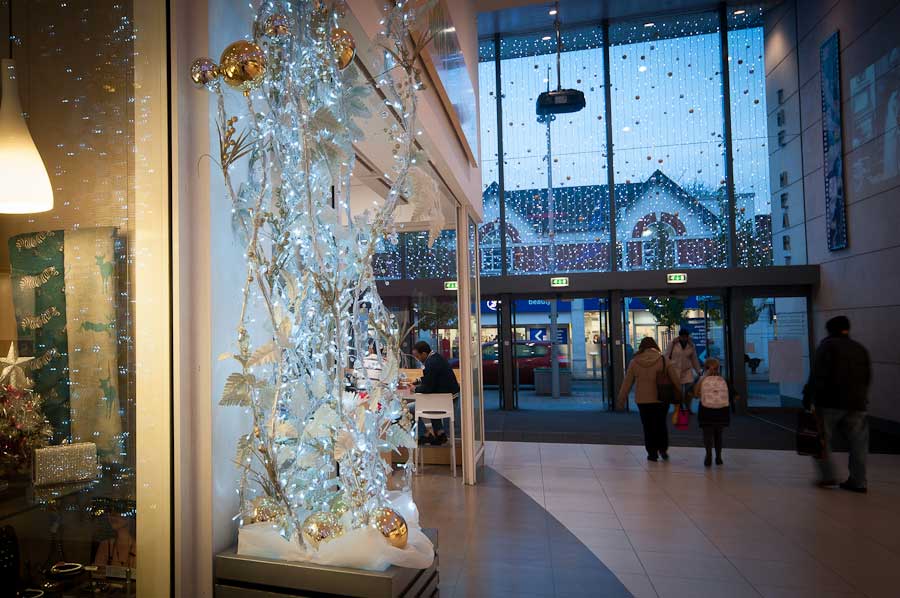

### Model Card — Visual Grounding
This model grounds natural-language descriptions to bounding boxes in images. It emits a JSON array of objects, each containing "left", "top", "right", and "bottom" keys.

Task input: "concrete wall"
[{"left": 795, "top": 0, "right": 900, "bottom": 422}]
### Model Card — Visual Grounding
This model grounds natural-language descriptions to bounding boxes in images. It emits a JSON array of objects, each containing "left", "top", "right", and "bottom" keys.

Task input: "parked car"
[{"left": 452, "top": 341, "right": 568, "bottom": 386}]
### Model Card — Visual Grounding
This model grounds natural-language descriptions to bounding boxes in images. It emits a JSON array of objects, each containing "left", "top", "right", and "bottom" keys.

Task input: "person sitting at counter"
[{"left": 411, "top": 340, "right": 459, "bottom": 446}]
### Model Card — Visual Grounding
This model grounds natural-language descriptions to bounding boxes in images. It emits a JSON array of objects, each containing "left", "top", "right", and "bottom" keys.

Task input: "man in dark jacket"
[
  {"left": 412, "top": 340, "right": 459, "bottom": 445},
  {"left": 804, "top": 316, "right": 871, "bottom": 492}
]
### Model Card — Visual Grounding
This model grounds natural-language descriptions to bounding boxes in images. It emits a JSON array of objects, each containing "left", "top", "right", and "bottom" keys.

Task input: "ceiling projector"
[
  {"left": 535, "top": 2, "right": 585, "bottom": 118},
  {"left": 536, "top": 88, "right": 586, "bottom": 116}
]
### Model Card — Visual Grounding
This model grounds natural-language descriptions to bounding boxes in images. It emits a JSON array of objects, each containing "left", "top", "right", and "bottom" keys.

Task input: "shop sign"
[
  {"left": 443, "top": 280, "right": 458, "bottom": 291},
  {"left": 528, "top": 327, "right": 569, "bottom": 344},
  {"left": 666, "top": 272, "right": 688, "bottom": 284},
  {"left": 550, "top": 276, "right": 569, "bottom": 288}
]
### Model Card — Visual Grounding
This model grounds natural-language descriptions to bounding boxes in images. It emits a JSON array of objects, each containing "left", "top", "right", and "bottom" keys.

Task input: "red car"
[{"left": 453, "top": 341, "right": 568, "bottom": 386}]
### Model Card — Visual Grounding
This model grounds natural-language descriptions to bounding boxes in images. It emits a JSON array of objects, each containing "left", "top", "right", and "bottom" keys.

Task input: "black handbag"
[
  {"left": 656, "top": 356, "right": 679, "bottom": 405},
  {"left": 796, "top": 410, "right": 823, "bottom": 457}
]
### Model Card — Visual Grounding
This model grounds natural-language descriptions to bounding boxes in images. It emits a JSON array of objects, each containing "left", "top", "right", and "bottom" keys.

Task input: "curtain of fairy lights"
[
  {"left": 729, "top": 6, "right": 775, "bottom": 267},
  {"left": 497, "top": 26, "right": 610, "bottom": 275},
  {"left": 609, "top": 12, "right": 728, "bottom": 271},
  {"left": 477, "top": 38, "right": 502, "bottom": 276}
]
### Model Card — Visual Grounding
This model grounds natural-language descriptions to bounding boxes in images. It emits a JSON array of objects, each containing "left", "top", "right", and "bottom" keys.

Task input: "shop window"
[{"left": 0, "top": 0, "right": 169, "bottom": 589}]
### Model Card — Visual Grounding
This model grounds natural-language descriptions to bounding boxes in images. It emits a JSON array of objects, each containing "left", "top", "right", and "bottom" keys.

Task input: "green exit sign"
[
  {"left": 444, "top": 280, "right": 458, "bottom": 291},
  {"left": 550, "top": 276, "right": 570, "bottom": 288},
  {"left": 667, "top": 272, "right": 688, "bottom": 284}
]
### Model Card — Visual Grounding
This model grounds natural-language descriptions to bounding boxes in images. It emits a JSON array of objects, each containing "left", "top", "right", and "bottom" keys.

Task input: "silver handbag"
[{"left": 33, "top": 442, "right": 98, "bottom": 486}]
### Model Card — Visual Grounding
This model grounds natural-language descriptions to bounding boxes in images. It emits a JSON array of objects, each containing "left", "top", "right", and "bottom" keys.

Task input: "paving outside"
[{"left": 413, "top": 441, "right": 900, "bottom": 597}]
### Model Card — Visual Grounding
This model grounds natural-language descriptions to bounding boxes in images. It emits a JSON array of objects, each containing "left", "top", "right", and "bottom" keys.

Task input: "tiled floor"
[{"left": 414, "top": 441, "right": 900, "bottom": 597}]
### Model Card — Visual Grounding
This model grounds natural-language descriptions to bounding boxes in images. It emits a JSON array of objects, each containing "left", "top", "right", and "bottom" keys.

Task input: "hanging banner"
[{"left": 820, "top": 31, "right": 849, "bottom": 251}]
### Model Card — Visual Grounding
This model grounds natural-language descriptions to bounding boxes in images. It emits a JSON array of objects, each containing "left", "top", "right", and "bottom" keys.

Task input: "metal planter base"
[{"left": 214, "top": 528, "right": 439, "bottom": 598}]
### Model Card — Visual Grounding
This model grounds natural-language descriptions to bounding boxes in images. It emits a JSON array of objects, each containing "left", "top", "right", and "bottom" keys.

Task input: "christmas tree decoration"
[
  {"left": 301, "top": 512, "right": 344, "bottom": 549},
  {"left": 190, "top": 57, "right": 220, "bottom": 87},
  {"left": 0, "top": 385, "right": 52, "bottom": 477},
  {"left": 219, "top": 40, "right": 267, "bottom": 91},
  {"left": 264, "top": 14, "right": 292, "bottom": 39},
  {"left": 368, "top": 506, "right": 408, "bottom": 549},
  {"left": 194, "top": 0, "right": 438, "bottom": 570},
  {"left": 0, "top": 343, "right": 32, "bottom": 389},
  {"left": 330, "top": 28, "right": 356, "bottom": 70}
]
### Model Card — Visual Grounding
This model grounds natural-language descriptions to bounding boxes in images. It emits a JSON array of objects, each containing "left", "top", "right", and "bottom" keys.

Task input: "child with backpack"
[{"left": 695, "top": 358, "right": 732, "bottom": 467}]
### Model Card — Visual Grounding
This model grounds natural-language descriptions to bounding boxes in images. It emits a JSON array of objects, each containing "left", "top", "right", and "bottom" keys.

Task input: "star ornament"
[{"left": 0, "top": 343, "right": 34, "bottom": 389}]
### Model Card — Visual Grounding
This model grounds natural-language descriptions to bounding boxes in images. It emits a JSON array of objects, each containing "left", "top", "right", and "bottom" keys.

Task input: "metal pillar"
[
  {"left": 609, "top": 290, "right": 626, "bottom": 410},
  {"left": 550, "top": 296, "right": 560, "bottom": 399},
  {"left": 601, "top": 19, "right": 618, "bottom": 271},
  {"left": 727, "top": 287, "right": 748, "bottom": 413},
  {"left": 719, "top": 3, "right": 739, "bottom": 267},
  {"left": 499, "top": 294, "right": 515, "bottom": 410}
]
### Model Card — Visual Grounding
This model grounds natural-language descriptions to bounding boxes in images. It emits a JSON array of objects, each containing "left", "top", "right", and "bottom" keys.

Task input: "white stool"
[{"left": 410, "top": 393, "right": 456, "bottom": 477}]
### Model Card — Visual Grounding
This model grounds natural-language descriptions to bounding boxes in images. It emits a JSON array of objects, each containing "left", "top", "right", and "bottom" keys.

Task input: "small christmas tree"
[{"left": 0, "top": 385, "right": 52, "bottom": 477}]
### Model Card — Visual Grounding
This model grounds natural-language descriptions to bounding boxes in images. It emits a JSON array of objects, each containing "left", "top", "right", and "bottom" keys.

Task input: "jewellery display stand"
[{"left": 214, "top": 528, "right": 438, "bottom": 598}]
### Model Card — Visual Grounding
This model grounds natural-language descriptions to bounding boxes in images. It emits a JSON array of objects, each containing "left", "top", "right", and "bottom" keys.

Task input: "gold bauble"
[
  {"left": 190, "top": 57, "right": 220, "bottom": 86},
  {"left": 264, "top": 13, "right": 292, "bottom": 38},
  {"left": 249, "top": 496, "right": 284, "bottom": 523},
  {"left": 302, "top": 512, "right": 344, "bottom": 549},
  {"left": 369, "top": 507, "right": 408, "bottom": 549},
  {"left": 219, "top": 40, "right": 267, "bottom": 90},
  {"left": 330, "top": 28, "right": 356, "bottom": 70}
]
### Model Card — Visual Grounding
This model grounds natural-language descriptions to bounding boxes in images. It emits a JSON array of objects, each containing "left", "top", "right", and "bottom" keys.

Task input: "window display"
[{"left": 0, "top": 0, "right": 170, "bottom": 594}]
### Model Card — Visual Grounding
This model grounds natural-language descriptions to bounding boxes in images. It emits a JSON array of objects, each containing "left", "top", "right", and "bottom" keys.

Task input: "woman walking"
[
  {"left": 666, "top": 328, "right": 702, "bottom": 413},
  {"left": 695, "top": 358, "right": 732, "bottom": 467},
  {"left": 618, "top": 337, "right": 682, "bottom": 461}
]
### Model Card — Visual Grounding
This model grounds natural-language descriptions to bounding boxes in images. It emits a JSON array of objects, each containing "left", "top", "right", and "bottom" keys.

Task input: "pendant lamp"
[{"left": 0, "top": 5, "right": 53, "bottom": 214}]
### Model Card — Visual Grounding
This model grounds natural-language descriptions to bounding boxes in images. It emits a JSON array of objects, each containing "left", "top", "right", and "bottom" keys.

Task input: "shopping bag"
[
  {"left": 796, "top": 410, "right": 823, "bottom": 457},
  {"left": 674, "top": 406, "right": 690, "bottom": 431}
]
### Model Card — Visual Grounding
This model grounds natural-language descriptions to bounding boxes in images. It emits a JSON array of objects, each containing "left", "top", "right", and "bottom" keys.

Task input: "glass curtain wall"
[
  {"left": 729, "top": 6, "right": 775, "bottom": 267},
  {"left": 493, "top": 27, "right": 610, "bottom": 275},
  {"left": 476, "top": 2, "right": 796, "bottom": 276},
  {"left": 609, "top": 12, "right": 727, "bottom": 271},
  {"left": 478, "top": 39, "right": 503, "bottom": 277}
]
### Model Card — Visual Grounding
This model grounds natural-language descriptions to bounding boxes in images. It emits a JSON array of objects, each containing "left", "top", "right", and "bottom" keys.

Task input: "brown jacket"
[{"left": 617, "top": 348, "right": 683, "bottom": 406}]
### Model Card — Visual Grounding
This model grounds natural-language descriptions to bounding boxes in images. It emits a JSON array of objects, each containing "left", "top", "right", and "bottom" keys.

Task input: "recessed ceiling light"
[
  {"left": 542, "top": 35, "right": 552, "bottom": 41},
  {"left": 549, "top": 9, "right": 558, "bottom": 15},
  {"left": 644, "top": 22, "right": 655, "bottom": 28},
  {"left": 622, "top": 126, "right": 631, "bottom": 132},
  {"left": 638, "top": 66, "right": 648, "bottom": 72},
  {"left": 734, "top": 9, "right": 746, "bottom": 15}
]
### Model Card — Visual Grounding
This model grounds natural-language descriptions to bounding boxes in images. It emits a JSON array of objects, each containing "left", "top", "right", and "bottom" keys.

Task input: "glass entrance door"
[
  {"left": 621, "top": 294, "right": 728, "bottom": 410},
  {"left": 501, "top": 296, "right": 611, "bottom": 410}
]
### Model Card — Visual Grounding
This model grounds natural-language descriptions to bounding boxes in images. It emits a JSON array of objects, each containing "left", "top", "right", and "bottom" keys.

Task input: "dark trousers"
[
  {"left": 638, "top": 402, "right": 669, "bottom": 457},
  {"left": 702, "top": 425, "right": 724, "bottom": 457}
]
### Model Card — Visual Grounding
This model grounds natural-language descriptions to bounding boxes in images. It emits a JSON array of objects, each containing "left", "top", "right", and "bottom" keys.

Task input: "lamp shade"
[{"left": 0, "top": 59, "right": 53, "bottom": 213}]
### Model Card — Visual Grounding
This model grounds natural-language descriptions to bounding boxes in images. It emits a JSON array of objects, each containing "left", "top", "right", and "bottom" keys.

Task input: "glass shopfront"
[{"left": 0, "top": 0, "right": 170, "bottom": 595}]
